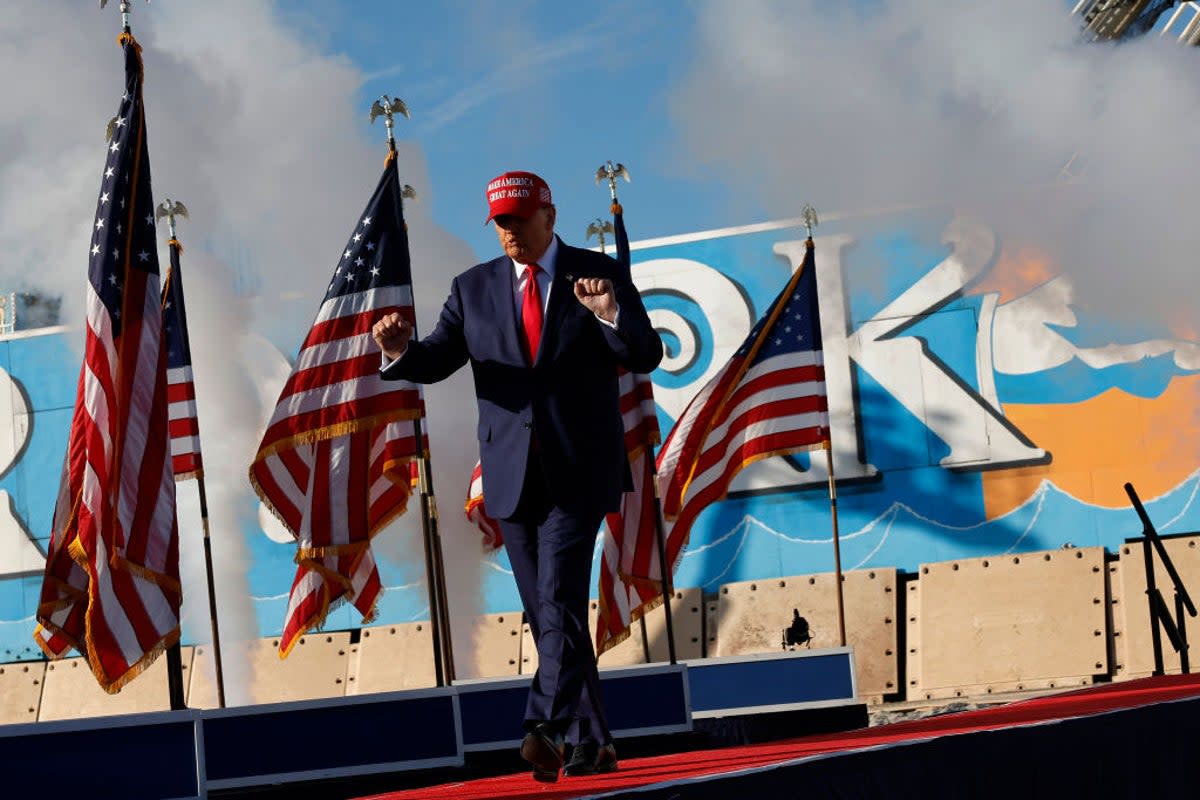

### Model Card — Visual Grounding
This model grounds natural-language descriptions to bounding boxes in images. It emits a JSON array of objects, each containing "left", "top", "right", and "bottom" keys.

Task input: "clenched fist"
[
  {"left": 372, "top": 311, "right": 412, "bottom": 361},
  {"left": 574, "top": 277, "right": 617, "bottom": 323}
]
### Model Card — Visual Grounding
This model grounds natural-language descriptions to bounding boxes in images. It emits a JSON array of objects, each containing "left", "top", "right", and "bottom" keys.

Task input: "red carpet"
[{"left": 360, "top": 673, "right": 1200, "bottom": 799}]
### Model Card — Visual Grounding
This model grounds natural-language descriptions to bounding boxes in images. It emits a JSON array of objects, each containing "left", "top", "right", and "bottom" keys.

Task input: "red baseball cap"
[{"left": 484, "top": 171, "right": 552, "bottom": 223}]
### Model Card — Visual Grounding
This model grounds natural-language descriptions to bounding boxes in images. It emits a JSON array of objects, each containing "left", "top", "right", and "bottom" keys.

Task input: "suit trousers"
[{"left": 499, "top": 458, "right": 611, "bottom": 745}]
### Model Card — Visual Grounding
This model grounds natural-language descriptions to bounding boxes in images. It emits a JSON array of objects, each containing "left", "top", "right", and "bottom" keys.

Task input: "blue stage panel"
[
  {"left": 454, "top": 663, "right": 692, "bottom": 750},
  {"left": 202, "top": 687, "right": 461, "bottom": 790},
  {"left": 0, "top": 710, "right": 204, "bottom": 800},
  {"left": 685, "top": 648, "right": 858, "bottom": 717}
]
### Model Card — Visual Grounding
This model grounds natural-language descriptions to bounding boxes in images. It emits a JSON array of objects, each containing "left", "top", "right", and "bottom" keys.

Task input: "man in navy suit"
[{"left": 372, "top": 171, "right": 663, "bottom": 782}]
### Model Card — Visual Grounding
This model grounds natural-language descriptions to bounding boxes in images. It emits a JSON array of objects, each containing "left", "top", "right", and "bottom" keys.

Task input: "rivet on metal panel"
[
  {"left": 1017, "top": 684, "right": 1024, "bottom": 690},
  {"left": 1114, "top": 631, "right": 1122, "bottom": 637},
  {"left": 982, "top": 560, "right": 989, "bottom": 567},
  {"left": 1093, "top": 630, "right": 1102, "bottom": 636},
  {"left": 908, "top": 584, "right": 916, "bottom": 591},
  {"left": 910, "top": 680, "right": 917, "bottom": 686},
  {"left": 676, "top": 591, "right": 683, "bottom": 600},
  {"left": 952, "top": 564, "right": 958, "bottom": 571},
  {"left": 986, "top": 687, "right": 993, "bottom": 694},
  {"left": 909, "top": 648, "right": 917, "bottom": 654},
  {"left": 750, "top": 583, "right": 757, "bottom": 591},
  {"left": 885, "top": 649, "right": 893, "bottom": 656},
  {"left": 885, "top": 585, "right": 893, "bottom": 592},
  {"left": 1075, "top": 551, "right": 1084, "bottom": 558},
  {"left": 1093, "top": 598, "right": 1101, "bottom": 604},
  {"left": 722, "top": 587, "right": 729, "bottom": 594},
  {"left": 1096, "top": 662, "right": 1104, "bottom": 669},
  {"left": 886, "top": 681, "right": 894, "bottom": 688},
  {"left": 1013, "top": 557, "right": 1020, "bottom": 564},
  {"left": 1123, "top": 547, "right": 1130, "bottom": 555},
  {"left": 363, "top": 631, "right": 371, "bottom": 638},
  {"left": 335, "top": 678, "right": 343, "bottom": 684},
  {"left": 1043, "top": 554, "right": 1051, "bottom": 561},
  {"left": 1092, "top": 566, "right": 1100, "bottom": 573},
  {"left": 809, "top": 577, "right": 816, "bottom": 585},
  {"left": 415, "top": 625, "right": 422, "bottom": 632},
  {"left": 1191, "top": 541, "right": 1197, "bottom": 549},
  {"left": 868, "top": 571, "right": 876, "bottom": 579},
  {"left": 509, "top": 659, "right": 516, "bottom": 665},
  {"left": 779, "top": 580, "right": 786, "bottom": 588},
  {"left": 922, "top": 567, "right": 928, "bottom": 574},
  {"left": 498, "top": 615, "right": 505, "bottom": 622}
]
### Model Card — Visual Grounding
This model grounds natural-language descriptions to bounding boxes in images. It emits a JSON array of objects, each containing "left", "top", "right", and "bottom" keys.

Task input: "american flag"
[
  {"left": 34, "top": 35, "right": 182, "bottom": 692},
  {"left": 162, "top": 238, "right": 203, "bottom": 480},
  {"left": 465, "top": 460, "right": 503, "bottom": 550},
  {"left": 593, "top": 203, "right": 674, "bottom": 656},
  {"left": 249, "top": 157, "right": 424, "bottom": 657},
  {"left": 657, "top": 237, "right": 828, "bottom": 552}
]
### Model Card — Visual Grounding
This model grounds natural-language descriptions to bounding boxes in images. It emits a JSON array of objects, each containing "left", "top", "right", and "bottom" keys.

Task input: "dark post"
[
  {"left": 165, "top": 643, "right": 186, "bottom": 709},
  {"left": 412, "top": 419, "right": 448, "bottom": 687},
  {"left": 650, "top": 497, "right": 678, "bottom": 665},
  {"left": 196, "top": 477, "right": 226, "bottom": 707}
]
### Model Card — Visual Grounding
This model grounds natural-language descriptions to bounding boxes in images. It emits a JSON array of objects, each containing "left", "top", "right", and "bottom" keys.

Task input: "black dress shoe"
[
  {"left": 563, "top": 741, "right": 618, "bottom": 776},
  {"left": 520, "top": 723, "right": 565, "bottom": 783}
]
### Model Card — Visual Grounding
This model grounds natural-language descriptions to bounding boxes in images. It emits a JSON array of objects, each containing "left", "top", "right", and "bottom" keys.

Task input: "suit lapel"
[
  {"left": 490, "top": 256, "right": 525, "bottom": 364},
  {"left": 536, "top": 239, "right": 576, "bottom": 368}
]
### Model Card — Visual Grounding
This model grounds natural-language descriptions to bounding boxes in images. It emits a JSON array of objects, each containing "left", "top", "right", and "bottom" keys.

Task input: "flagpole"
[
  {"left": 159, "top": 200, "right": 227, "bottom": 708},
  {"left": 372, "top": 96, "right": 456, "bottom": 685},
  {"left": 802, "top": 206, "right": 847, "bottom": 647},
  {"left": 598, "top": 160, "right": 678, "bottom": 665},
  {"left": 649, "top": 489, "right": 678, "bottom": 664}
]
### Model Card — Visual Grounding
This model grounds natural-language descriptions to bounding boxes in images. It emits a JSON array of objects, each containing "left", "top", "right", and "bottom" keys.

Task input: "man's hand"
[
  {"left": 372, "top": 312, "right": 413, "bottom": 361},
  {"left": 574, "top": 277, "right": 618, "bottom": 323}
]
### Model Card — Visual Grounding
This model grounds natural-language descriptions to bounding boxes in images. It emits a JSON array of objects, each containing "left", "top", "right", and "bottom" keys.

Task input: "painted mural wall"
[{"left": 1, "top": 206, "right": 1197, "bottom": 660}]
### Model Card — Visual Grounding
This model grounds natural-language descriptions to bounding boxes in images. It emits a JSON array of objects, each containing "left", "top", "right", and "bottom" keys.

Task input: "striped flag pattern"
[
  {"left": 249, "top": 158, "right": 424, "bottom": 657},
  {"left": 595, "top": 204, "right": 671, "bottom": 656},
  {"left": 34, "top": 35, "right": 181, "bottom": 692},
  {"left": 162, "top": 238, "right": 203, "bottom": 480},
  {"left": 595, "top": 365, "right": 664, "bottom": 655},
  {"left": 465, "top": 460, "right": 503, "bottom": 550},
  {"left": 657, "top": 237, "right": 828, "bottom": 555}
]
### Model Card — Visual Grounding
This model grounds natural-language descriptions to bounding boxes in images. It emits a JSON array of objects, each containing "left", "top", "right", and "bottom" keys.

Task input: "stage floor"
[{"left": 359, "top": 672, "right": 1200, "bottom": 799}]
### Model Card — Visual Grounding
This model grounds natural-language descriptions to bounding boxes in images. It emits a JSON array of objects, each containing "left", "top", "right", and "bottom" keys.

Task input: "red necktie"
[{"left": 521, "top": 263, "right": 543, "bottom": 363}]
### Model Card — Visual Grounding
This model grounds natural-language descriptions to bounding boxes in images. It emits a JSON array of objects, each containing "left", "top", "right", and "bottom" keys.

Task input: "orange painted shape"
[
  {"left": 969, "top": 244, "right": 1058, "bottom": 305},
  {"left": 982, "top": 375, "right": 1200, "bottom": 519}
]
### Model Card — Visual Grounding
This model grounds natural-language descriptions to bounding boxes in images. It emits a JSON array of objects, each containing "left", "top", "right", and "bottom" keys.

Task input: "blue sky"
[{"left": 273, "top": 1, "right": 767, "bottom": 261}]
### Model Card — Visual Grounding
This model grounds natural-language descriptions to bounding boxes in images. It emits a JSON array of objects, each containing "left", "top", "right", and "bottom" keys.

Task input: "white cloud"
[{"left": 672, "top": 0, "right": 1200, "bottom": 326}]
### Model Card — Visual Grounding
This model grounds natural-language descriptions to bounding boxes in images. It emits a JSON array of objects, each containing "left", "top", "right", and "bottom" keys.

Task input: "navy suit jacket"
[{"left": 381, "top": 237, "right": 663, "bottom": 520}]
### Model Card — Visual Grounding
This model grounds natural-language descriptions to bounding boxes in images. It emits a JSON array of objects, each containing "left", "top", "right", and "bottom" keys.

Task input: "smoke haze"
[
  {"left": 0, "top": 2, "right": 485, "bottom": 697},
  {"left": 672, "top": 0, "right": 1200, "bottom": 325}
]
